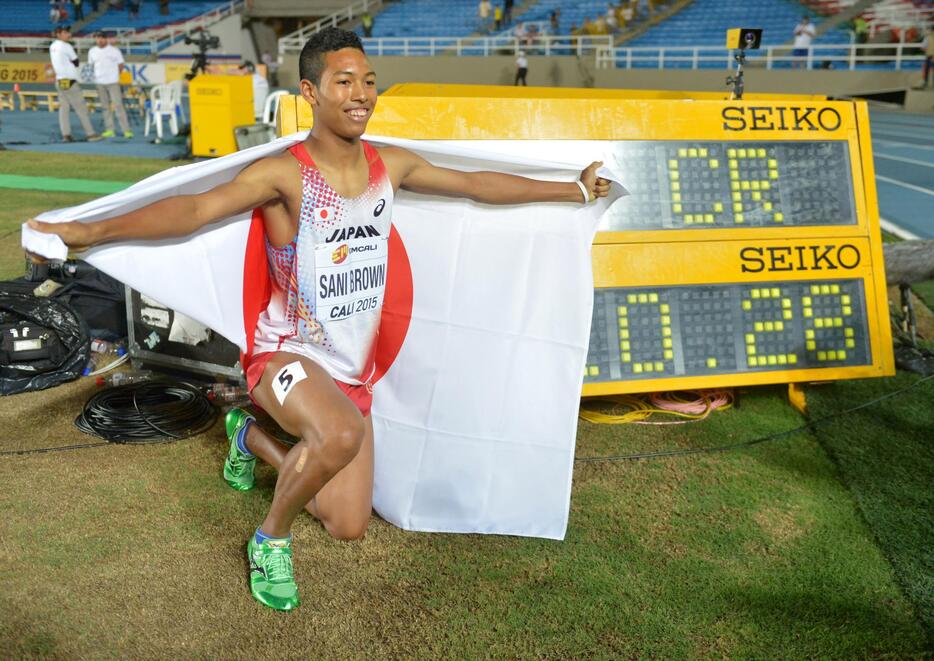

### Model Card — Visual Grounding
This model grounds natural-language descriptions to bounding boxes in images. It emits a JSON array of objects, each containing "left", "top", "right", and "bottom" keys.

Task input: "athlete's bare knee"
[
  {"left": 324, "top": 515, "right": 369, "bottom": 541},
  {"left": 302, "top": 417, "right": 365, "bottom": 473}
]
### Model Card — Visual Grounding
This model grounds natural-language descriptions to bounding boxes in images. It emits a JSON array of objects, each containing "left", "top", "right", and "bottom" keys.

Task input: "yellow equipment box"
[
  {"left": 276, "top": 85, "right": 894, "bottom": 395},
  {"left": 189, "top": 74, "right": 254, "bottom": 157}
]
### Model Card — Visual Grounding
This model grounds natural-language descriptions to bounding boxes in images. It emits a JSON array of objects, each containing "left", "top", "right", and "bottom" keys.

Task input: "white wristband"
[{"left": 575, "top": 179, "right": 590, "bottom": 204}]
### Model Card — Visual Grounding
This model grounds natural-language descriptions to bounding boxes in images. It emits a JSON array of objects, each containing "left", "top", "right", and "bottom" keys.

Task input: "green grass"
[
  {"left": 0, "top": 151, "right": 187, "bottom": 182},
  {"left": 0, "top": 152, "right": 930, "bottom": 657},
  {"left": 808, "top": 373, "right": 934, "bottom": 645}
]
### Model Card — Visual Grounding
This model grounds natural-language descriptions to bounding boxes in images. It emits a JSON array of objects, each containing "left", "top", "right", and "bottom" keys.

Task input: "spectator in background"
[
  {"left": 160, "top": 0, "right": 170, "bottom": 16},
  {"left": 49, "top": 25, "right": 101, "bottom": 142},
  {"left": 923, "top": 26, "right": 934, "bottom": 88},
  {"left": 853, "top": 15, "right": 868, "bottom": 44},
  {"left": 127, "top": 0, "right": 139, "bottom": 20},
  {"left": 621, "top": 2, "right": 634, "bottom": 24},
  {"left": 549, "top": 8, "right": 560, "bottom": 33},
  {"left": 606, "top": 4, "right": 618, "bottom": 32},
  {"left": 72, "top": 0, "right": 84, "bottom": 21},
  {"left": 239, "top": 60, "right": 269, "bottom": 119},
  {"left": 89, "top": 31, "right": 133, "bottom": 138},
  {"left": 504, "top": 0, "right": 514, "bottom": 26},
  {"left": 361, "top": 12, "right": 374, "bottom": 38},
  {"left": 493, "top": 4, "right": 503, "bottom": 32},
  {"left": 478, "top": 0, "right": 491, "bottom": 33},
  {"left": 89, "top": 0, "right": 99, "bottom": 11},
  {"left": 793, "top": 16, "right": 816, "bottom": 69},
  {"left": 514, "top": 21, "right": 527, "bottom": 43},
  {"left": 261, "top": 51, "right": 279, "bottom": 87},
  {"left": 49, "top": 1, "right": 64, "bottom": 24},
  {"left": 515, "top": 50, "right": 528, "bottom": 85}
]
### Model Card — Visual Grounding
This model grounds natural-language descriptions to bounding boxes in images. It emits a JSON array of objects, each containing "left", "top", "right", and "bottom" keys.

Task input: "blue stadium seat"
[
  {"left": 79, "top": 1, "right": 230, "bottom": 35},
  {"left": 359, "top": 0, "right": 486, "bottom": 39},
  {"left": 626, "top": 0, "right": 853, "bottom": 48},
  {"left": 0, "top": 1, "right": 233, "bottom": 36},
  {"left": 0, "top": 0, "right": 61, "bottom": 35}
]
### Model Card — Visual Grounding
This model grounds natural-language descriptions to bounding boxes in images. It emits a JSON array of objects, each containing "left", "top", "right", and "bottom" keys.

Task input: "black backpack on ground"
[{"left": 0, "top": 286, "right": 89, "bottom": 396}]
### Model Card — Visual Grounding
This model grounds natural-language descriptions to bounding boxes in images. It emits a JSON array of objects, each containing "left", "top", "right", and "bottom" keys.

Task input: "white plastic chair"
[
  {"left": 167, "top": 80, "right": 186, "bottom": 124},
  {"left": 144, "top": 83, "right": 180, "bottom": 139},
  {"left": 262, "top": 89, "right": 290, "bottom": 126}
]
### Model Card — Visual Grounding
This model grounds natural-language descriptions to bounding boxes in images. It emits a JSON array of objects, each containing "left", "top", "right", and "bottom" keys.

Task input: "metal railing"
[
  {"left": 278, "top": 0, "right": 383, "bottom": 55},
  {"left": 0, "top": 0, "right": 243, "bottom": 55},
  {"left": 595, "top": 42, "right": 926, "bottom": 70},
  {"left": 280, "top": 33, "right": 613, "bottom": 57}
]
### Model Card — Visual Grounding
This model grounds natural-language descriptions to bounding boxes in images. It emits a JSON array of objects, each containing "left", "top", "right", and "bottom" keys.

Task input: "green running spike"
[{"left": 223, "top": 408, "right": 256, "bottom": 491}]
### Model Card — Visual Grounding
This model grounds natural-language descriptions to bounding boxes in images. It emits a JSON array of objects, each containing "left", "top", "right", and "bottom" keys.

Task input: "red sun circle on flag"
[{"left": 372, "top": 226, "right": 413, "bottom": 385}]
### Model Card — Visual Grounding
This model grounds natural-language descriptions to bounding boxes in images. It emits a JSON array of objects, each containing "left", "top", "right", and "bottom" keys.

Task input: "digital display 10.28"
[
  {"left": 584, "top": 279, "right": 870, "bottom": 383},
  {"left": 602, "top": 141, "right": 855, "bottom": 231}
]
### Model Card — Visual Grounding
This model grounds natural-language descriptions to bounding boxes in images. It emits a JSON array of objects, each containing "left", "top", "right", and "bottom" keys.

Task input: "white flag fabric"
[{"left": 22, "top": 133, "right": 623, "bottom": 540}]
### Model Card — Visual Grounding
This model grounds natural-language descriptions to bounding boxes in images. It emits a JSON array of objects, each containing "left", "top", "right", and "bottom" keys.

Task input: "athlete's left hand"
[{"left": 579, "top": 161, "right": 611, "bottom": 202}]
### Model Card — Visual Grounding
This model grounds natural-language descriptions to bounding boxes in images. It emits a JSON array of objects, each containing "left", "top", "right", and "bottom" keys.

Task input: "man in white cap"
[
  {"left": 88, "top": 32, "right": 133, "bottom": 138},
  {"left": 49, "top": 25, "right": 101, "bottom": 142},
  {"left": 88, "top": 31, "right": 133, "bottom": 138}
]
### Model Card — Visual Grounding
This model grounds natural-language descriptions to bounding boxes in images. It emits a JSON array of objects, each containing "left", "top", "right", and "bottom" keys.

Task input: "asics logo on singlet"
[
  {"left": 374, "top": 199, "right": 386, "bottom": 217},
  {"left": 325, "top": 225, "right": 380, "bottom": 243}
]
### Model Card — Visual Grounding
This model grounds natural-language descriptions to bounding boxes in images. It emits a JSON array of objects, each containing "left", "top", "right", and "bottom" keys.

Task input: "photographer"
[{"left": 49, "top": 25, "right": 101, "bottom": 143}]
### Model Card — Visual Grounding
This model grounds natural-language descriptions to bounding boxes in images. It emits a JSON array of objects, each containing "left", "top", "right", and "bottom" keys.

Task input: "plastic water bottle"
[
  {"left": 96, "top": 370, "right": 153, "bottom": 387},
  {"left": 207, "top": 383, "right": 249, "bottom": 403},
  {"left": 83, "top": 339, "right": 127, "bottom": 376}
]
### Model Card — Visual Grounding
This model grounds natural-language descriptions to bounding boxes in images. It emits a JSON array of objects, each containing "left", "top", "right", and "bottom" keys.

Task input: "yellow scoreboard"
[{"left": 276, "top": 85, "right": 894, "bottom": 395}]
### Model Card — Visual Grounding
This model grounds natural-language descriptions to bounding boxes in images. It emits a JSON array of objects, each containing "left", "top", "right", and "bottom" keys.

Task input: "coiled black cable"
[{"left": 74, "top": 380, "right": 217, "bottom": 443}]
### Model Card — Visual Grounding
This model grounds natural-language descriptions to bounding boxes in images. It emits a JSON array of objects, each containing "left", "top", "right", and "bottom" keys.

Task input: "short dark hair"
[{"left": 299, "top": 27, "right": 365, "bottom": 86}]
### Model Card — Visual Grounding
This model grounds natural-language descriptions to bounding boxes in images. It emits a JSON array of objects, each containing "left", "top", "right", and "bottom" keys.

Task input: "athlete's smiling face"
[{"left": 302, "top": 47, "right": 377, "bottom": 140}]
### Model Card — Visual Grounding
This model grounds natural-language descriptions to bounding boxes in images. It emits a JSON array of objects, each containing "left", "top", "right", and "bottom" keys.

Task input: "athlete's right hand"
[{"left": 26, "top": 218, "right": 95, "bottom": 254}]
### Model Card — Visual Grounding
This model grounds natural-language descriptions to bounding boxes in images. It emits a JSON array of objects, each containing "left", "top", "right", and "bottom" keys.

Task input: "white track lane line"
[
  {"left": 875, "top": 175, "right": 934, "bottom": 196},
  {"left": 873, "top": 138, "right": 934, "bottom": 152},
  {"left": 879, "top": 217, "right": 921, "bottom": 240},
  {"left": 874, "top": 152, "right": 934, "bottom": 168}
]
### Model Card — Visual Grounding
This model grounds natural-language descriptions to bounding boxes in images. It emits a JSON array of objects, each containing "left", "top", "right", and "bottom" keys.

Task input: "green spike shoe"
[
  {"left": 248, "top": 535, "right": 300, "bottom": 611},
  {"left": 223, "top": 408, "right": 256, "bottom": 491}
]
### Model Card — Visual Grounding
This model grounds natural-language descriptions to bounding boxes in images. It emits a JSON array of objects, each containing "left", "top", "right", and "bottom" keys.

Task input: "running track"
[{"left": 869, "top": 109, "right": 934, "bottom": 240}]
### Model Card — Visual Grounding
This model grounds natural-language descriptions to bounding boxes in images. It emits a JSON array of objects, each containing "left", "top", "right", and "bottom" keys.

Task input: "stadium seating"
[
  {"left": 516, "top": 0, "right": 651, "bottom": 35},
  {"left": 361, "top": 0, "right": 482, "bottom": 38},
  {"left": 0, "top": 0, "right": 61, "bottom": 35},
  {"left": 626, "top": 0, "right": 853, "bottom": 49},
  {"left": 0, "top": 1, "right": 234, "bottom": 36},
  {"left": 79, "top": 1, "right": 232, "bottom": 36}
]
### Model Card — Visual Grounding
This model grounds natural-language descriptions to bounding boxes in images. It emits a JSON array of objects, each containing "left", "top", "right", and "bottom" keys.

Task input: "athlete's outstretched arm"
[
  {"left": 26, "top": 159, "right": 282, "bottom": 252},
  {"left": 381, "top": 147, "right": 611, "bottom": 205}
]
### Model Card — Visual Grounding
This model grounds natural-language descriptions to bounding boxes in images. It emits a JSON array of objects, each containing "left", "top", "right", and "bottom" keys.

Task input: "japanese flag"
[{"left": 22, "top": 133, "right": 623, "bottom": 540}]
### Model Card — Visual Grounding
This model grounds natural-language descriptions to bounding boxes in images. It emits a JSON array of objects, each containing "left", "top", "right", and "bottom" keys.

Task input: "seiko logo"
[
  {"left": 740, "top": 244, "right": 861, "bottom": 273},
  {"left": 374, "top": 199, "right": 386, "bottom": 217},
  {"left": 325, "top": 225, "right": 380, "bottom": 243},
  {"left": 722, "top": 106, "right": 842, "bottom": 132}
]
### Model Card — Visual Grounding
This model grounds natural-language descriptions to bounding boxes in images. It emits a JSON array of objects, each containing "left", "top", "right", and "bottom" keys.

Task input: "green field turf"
[{"left": 0, "top": 152, "right": 930, "bottom": 657}]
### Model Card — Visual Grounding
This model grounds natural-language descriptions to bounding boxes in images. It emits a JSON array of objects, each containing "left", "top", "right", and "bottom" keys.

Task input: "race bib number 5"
[{"left": 272, "top": 361, "right": 308, "bottom": 406}]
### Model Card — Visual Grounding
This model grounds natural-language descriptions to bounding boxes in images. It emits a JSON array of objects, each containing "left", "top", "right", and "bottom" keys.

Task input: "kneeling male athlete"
[{"left": 28, "top": 28, "right": 610, "bottom": 611}]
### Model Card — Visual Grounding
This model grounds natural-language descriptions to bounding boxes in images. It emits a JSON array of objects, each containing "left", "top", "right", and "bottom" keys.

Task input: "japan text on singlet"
[{"left": 253, "top": 142, "right": 394, "bottom": 385}]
